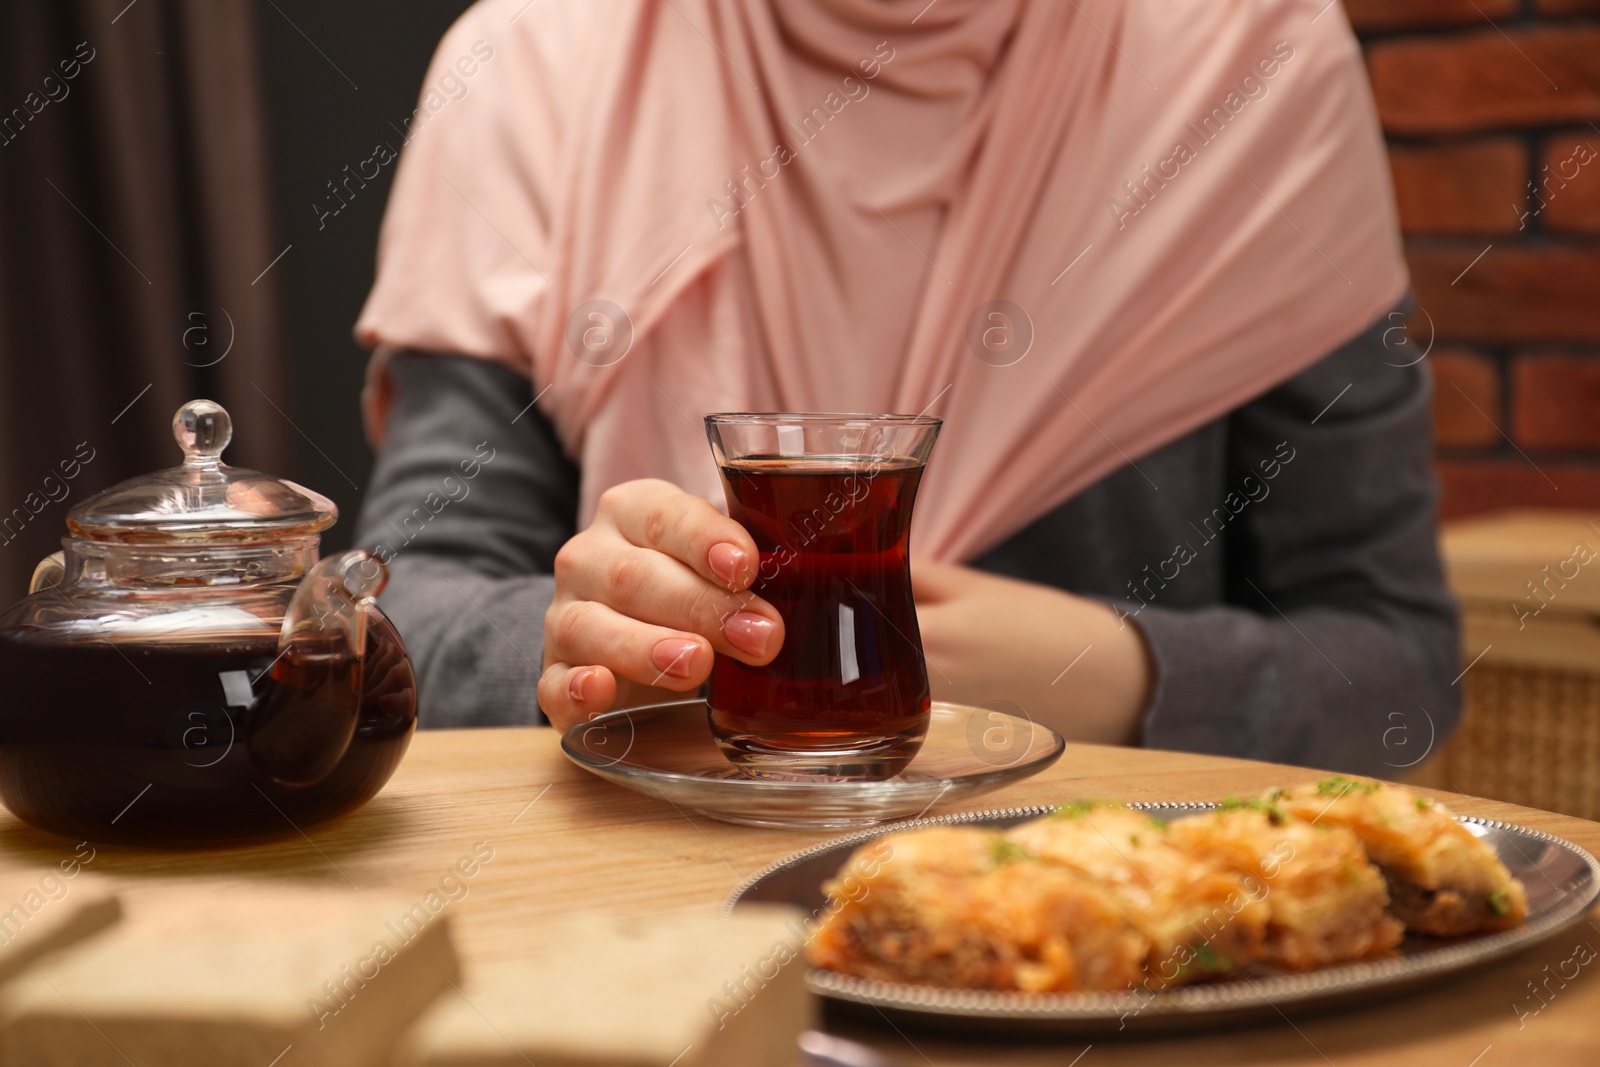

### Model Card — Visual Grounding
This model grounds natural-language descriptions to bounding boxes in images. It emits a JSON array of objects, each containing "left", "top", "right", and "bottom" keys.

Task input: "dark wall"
[{"left": 256, "top": 0, "right": 474, "bottom": 550}]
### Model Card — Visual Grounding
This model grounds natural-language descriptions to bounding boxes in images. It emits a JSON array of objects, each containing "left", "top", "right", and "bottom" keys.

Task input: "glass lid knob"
[{"left": 174, "top": 400, "right": 232, "bottom": 467}]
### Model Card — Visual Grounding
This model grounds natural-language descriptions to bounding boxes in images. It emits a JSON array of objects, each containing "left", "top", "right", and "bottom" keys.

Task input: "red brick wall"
[{"left": 1349, "top": 1, "right": 1600, "bottom": 517}]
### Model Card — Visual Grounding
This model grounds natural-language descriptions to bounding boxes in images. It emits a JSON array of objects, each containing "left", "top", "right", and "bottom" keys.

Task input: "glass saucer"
[{"left": 559, "top": 699, "right": 1065, "bottom": 829}]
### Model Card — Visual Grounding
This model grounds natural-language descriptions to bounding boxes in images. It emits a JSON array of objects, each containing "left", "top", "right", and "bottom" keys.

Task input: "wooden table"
[{"left": 0, "top": 728, "right": 1596, "bottom": 1065}]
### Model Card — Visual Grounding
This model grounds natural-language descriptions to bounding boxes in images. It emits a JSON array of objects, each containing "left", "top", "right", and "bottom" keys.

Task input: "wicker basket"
[
  {"left": 1446, "top": 664, "right": 1600, "bottom": 820},
  {"left": 1429, "top": 511, "right": 1600, "bottom": 820}
]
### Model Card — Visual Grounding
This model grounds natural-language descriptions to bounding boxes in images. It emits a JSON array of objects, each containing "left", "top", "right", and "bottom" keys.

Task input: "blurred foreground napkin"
[
  {"left": 0, "top": 870, "right": 120, "bottom": 986},
  {"left": 0, "top": 878, "right": 458, "bottom": 1066},
  {"left": 392, "top": 906, "right": 811, "bottom": 1067}
]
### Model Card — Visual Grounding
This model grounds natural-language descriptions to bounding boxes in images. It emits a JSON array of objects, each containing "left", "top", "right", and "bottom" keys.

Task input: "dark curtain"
[{"left": 0, "top": 0, "right": 289, "bottom": 597}]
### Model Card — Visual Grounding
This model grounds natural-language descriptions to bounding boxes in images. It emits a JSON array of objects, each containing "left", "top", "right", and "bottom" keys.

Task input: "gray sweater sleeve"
[
  {"left": 358, "top": 326, "right": 1460, "bottom": 773},
  {"left": 1130, "top": 323, "right": 1461, "bottom": 774},
  {"left": 353, "top": 353, "right": 578, "bottom": 728}
]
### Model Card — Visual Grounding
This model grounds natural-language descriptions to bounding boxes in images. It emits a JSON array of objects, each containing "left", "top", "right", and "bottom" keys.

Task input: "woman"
[{"left": 353, "top": 0, "right": 1458, "bottom": 773}]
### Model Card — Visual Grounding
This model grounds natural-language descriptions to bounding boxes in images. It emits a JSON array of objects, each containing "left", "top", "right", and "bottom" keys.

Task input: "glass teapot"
[{"left": 0, "top": 400, "right": 417, "bottom": 846}]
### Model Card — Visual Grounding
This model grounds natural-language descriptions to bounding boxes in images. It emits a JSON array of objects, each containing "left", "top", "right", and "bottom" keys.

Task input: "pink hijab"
[{"left": 358, "top": 0, "right": 1406, "bottom": 562}]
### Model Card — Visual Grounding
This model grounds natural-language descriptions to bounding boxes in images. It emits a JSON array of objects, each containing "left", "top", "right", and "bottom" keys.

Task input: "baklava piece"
[
  {"left": 806, "top": 826, "right": 1149, "bottom": 993},
  {"left": 1007, "top": 804, "right": 1268, "bottom": 984},
  {"left": 1272, "top": 777, "right": 1529, "bottom": 936},
  {"left": 1166, "top": 800, "right": 1404, "bottom": 969}
]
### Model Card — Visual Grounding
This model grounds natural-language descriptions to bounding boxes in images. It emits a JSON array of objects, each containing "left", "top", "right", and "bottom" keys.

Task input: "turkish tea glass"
[{"left": 704, "top": 413, "right": 941, "bottom": 780}]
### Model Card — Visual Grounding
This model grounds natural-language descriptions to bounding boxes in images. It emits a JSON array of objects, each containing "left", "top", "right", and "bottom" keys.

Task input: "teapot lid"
[{"left": 67, "top": 400, "right": 337, "bottom": 543}]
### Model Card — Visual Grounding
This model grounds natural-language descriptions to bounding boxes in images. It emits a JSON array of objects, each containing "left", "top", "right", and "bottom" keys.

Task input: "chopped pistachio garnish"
[
  {"left": 1216, "top": 796, "right": 1288, "bottom": 824},
  {"left": 1315, "top": 775, "right": 1380, "bottom": 797},
  {"left": 1191, "top": 943, "right": 1233, "bottom": 972},
  {"left": 1052, "top": 800, "right": 1113, "bottom": 820},
  {"left": 992, "top": 839, "right": 1034, "bottom": 867},
  {"left": 1488, "top": 887, "right": 1512, "bottom": 916}
]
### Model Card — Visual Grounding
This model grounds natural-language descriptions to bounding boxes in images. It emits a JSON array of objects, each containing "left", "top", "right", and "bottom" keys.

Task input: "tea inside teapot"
[{"left": 0, "top": 400, "right": 416, "bottom": 846}]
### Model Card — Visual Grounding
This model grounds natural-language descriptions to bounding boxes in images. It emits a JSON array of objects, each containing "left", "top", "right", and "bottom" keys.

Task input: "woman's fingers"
[
  {"left": 599, "top": 479, "right": 759, "bottom": 590},
  {"left": 561, "top": 539, "right": 783, "bottom": 665},
  {"left": 540, "top": 479, "right": 784, "bottom": 729},
  {"left": 537, "top": 661, "right": 619, "bottom": 733},
  {"left": 546, "top": 599, "right": 713, "bottom": 691}
]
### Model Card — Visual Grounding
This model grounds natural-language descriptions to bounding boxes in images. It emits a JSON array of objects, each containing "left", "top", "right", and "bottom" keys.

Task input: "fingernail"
[
  {"left": 568, "top": 668, "right": 593, "bottom": 703},
  {"left": 723, "top": 612, "right": 777, "bottom": 658},
  {"left": 651, "top": 638, "right": 701, "bottom": 678},
  {"left": 708, "top": 542, "right": 746, "bottom": 586}
]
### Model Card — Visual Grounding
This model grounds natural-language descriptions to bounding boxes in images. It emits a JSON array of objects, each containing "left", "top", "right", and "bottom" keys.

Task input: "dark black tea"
[
  {"left": 708, "top": 455, "right": 930, "bottom": 777},
  {"left": 0, "top": 612, "right": 415, "bottom": 846}
]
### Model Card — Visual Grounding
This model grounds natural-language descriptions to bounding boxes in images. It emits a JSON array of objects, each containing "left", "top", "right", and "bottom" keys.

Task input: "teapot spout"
[{"left": 248, "top": 550, "right": 387, "bottom": 786}]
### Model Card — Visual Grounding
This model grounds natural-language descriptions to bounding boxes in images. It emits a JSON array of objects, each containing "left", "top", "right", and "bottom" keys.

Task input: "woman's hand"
[
  {"left": 912, "top": 559, "right": 1153, "bottom": 746},
  {"left": 539, "top": 479, "right": 785, "bottom": 731}
]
